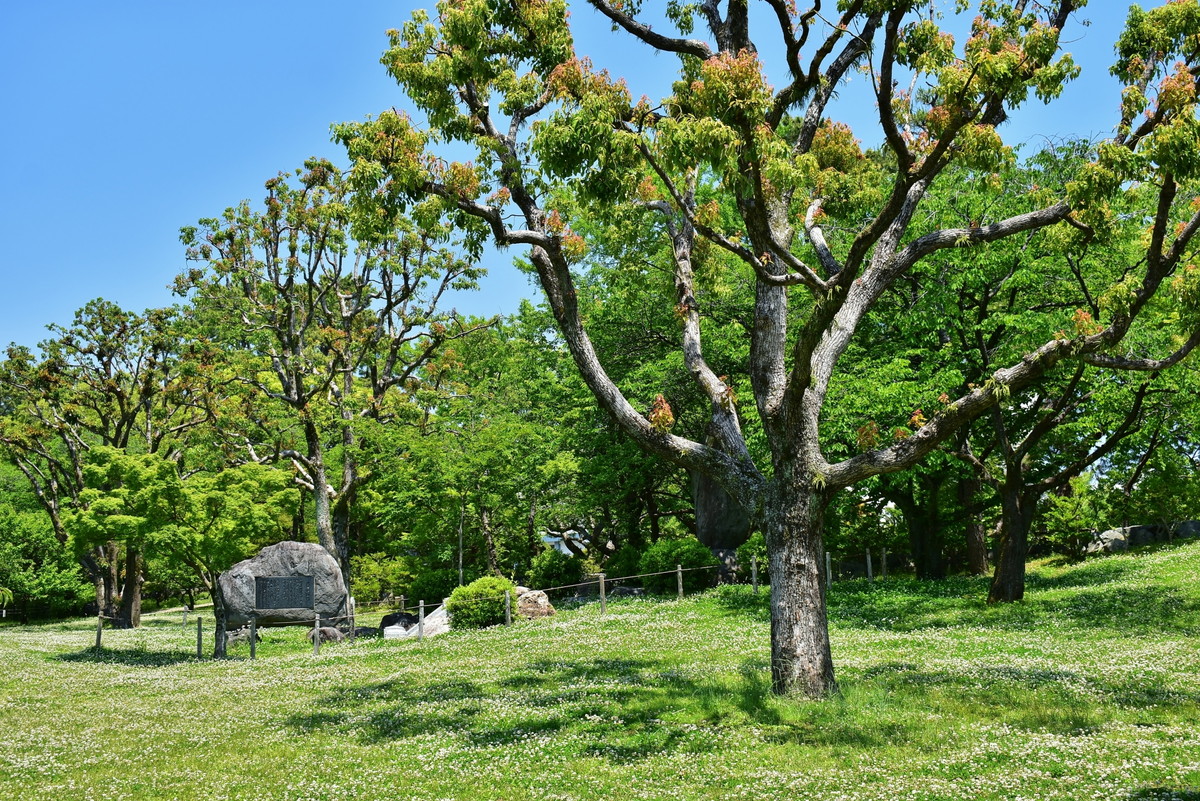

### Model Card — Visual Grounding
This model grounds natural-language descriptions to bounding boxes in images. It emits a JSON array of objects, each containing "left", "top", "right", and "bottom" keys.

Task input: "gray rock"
[
  {"left": 224, "top": 626, "right": 262, "bottom": 647},
  {"left": 1086, "top": 521, "right": 1200, "bottom": 554},
  {"left": 1086, "top": 528, "right": 1129, "bottom": 554},
  {"left": 307, "top": 626, "right": 345, "bottom": 644},
  {"left": 380, "top": 611, "right": 418, "bottom": 630},
  {"left": 516, "top": 590, "right": 555, "bottom": 619},
  {"left": 1170, "top": 520, "right": 1200, "bottom": 539},
  {"left": 219, "top": 541, "right": 348, "bottom": 628}
]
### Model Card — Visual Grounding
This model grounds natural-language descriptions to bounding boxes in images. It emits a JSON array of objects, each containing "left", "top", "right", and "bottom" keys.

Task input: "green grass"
[{"left": 4, "top": 542, "right": 1200, "bottom": 800}]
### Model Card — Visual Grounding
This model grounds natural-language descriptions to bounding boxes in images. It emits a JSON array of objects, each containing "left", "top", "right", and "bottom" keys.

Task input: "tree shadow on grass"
[
  {"left": 285, "top": 655, "right": 830, "bottom": 763},
  {"left": 56, "top": 646, "right": 198, "bottom": 667},
  {"left": 1124, "top": 791, "right": 1200, "bottom": 801}
]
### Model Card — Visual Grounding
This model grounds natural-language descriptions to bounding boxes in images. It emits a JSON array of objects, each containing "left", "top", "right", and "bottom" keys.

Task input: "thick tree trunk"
[
  {"left": 988, "top": 486, "right": 1037, "bottom": 603},
  {"left": 960, "top": 478, "right": 990, "bottom": 576},
  {"left": 117, "top": 545, "right": 142, "bottom": 628},
  {"left": 764, "top": 483, "right": 836, "bottom": 697}
]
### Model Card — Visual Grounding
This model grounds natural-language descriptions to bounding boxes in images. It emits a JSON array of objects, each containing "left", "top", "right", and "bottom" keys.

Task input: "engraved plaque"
[{"left": 255, "top": 576, "right": 315, "bottom": 610}]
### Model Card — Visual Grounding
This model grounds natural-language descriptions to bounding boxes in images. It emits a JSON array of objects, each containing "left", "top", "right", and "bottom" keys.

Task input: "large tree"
[
  {"left": 178, "top": 158, "right": 483, "bottom": 590},
  {"left": 335, "top": 0, "right": 1200, "bottom": 696}
]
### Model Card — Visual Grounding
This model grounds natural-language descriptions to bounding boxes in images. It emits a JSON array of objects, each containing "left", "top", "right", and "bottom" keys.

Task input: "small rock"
[{"left": 306, "top": 626, "right": 345, "bottom": 644}]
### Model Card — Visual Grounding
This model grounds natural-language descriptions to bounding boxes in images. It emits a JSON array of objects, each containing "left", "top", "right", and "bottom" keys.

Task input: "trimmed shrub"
[
  {"left": 527, "top": 548, "right": 585, "bottom": 592},
  {"left": 445, "top": 576, "right": 516, "bottom": 629},
  {"left": 638, "top": 538, "right": 720, "bottom": 594},
  {"left": 735, "top": 532, "right": 768, "bottom": 582}
]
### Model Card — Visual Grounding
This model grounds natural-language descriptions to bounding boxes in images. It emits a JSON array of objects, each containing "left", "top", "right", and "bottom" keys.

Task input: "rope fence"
[{"left": 82, "top": 547, "right": 895, "bottom": 659}]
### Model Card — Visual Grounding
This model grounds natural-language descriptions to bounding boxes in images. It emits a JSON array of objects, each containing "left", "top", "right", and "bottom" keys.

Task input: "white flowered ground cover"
[{"left": 2, "top": 542, "right": 1198, "bottom": 801}]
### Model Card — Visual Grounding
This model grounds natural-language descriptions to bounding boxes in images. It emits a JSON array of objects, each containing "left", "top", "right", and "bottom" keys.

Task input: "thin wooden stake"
[
  {"left": 196, "top": 617, "right": 202, "bottom": 659},
  {"left": 677, "top": 564, "right": 683, "bottom": 600},
  {"left": 751, "top": 556, "right": 759, "bottom": 594},
  {"left": 504, "top": 590, "right": 512, "bottom": 625},
  {"left": 400, "top": 595, "right": 406, "bottom": 613},
  {"left": 418, "top": 600, "right": 425, "bottom": 642},
  {"left": 598, "top": 573, "right": 607, "bottom": 615},
  {"left": 313, "top": 612, "right": 321, "bottom": 656}
]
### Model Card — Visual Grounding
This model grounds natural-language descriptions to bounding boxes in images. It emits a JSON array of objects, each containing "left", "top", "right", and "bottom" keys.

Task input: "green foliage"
[
  {"left": 605, "top": 544, "right": 644, "bottom": 585},
  {"left": 638, "top": 538, "right": 719, "bottom": 594},
  {"left": 735, "top": 532, "right": 768, "bottom": 582},
  {"left": 445, "top": 576, "right": 516, "bottom": 629},
  {"left": 350, "top": 553, "right": 413, "bottom": 603},
  {"left": 526, "top": 548, "right": 584, "bottom": 591},
  {"left": 1041, "top": 475, "right": 1102, "bottom": 560},
  {"left": 406, "top": 569, "right": 460, "bottom": 605}
]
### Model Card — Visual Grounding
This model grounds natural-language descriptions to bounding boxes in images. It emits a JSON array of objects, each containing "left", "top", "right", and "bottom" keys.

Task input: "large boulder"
[
  {"left": 219, "top": 541, "right": 348, "bottom": 628},
  {"left": 1086, "top": 521, "right": 1200, "bottom": 554},
  {"left": 517, "top": 589, "right": 555, "bottom": 619}
]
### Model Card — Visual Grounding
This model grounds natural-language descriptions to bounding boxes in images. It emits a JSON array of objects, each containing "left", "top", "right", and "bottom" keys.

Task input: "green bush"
[
  {"left": 446, "top": 576, "right": 516, "bottom": 629},
  {"left": 405, "top": 568, "right": 459, "bottom": 605},
  {"left": 638, "top": 538, "right": 720, "bottom": 594},
  {"left": 526, "top": 548, "right": 584, "bottom": 591},
  {"left": 604, "top": 544, "right": 643, "bottom": 587},
  {"left": 735, "top": 532, "right": 768, "bottom": 582}
]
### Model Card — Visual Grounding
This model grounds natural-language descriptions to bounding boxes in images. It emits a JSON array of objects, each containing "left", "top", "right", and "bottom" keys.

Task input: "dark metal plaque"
[{"left": 255, "top": 576, "right": 315, "bottom": 610}]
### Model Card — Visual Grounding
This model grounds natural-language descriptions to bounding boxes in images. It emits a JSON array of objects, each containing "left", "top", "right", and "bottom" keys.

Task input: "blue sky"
[{"left": 0, "top": 2, "right": 1133, "bottom": 349}]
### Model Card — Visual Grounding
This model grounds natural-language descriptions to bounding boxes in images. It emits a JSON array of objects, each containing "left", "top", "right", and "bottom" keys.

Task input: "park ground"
[{"left": 3, "top": 542, "right": 1200, "bottom": 801}]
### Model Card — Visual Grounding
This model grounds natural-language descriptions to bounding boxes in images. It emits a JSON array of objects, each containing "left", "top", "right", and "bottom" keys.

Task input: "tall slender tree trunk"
[
  {"left": 764, "top": 481, "right": 836, "bottom": 697},
  {"left": 209, "top": 571, "right": 229, "bottom": 659},
  {"left": 961, "top": 477, "right": 990, "bottom": 576},
  {"left": 481, "top": 507, "right": 500, "bottom": 576},
  {"left": 988, "top": 485, "right": 1037, "bottom": 603},
  {"left": 117, "top": 545, "right": 142, "bottom": 628},
  {"left": 103, "top": 542, "right": 119, "bottom": 617}
]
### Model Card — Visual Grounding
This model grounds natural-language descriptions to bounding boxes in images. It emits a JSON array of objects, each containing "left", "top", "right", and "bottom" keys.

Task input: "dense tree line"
[{"left": 1, "top": 1, "right": 1198, "bottom": 695}]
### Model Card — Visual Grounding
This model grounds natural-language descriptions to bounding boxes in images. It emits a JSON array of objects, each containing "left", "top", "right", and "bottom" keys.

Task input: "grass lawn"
[{"left": 3, "top": 541, "right": 1200, "bottom": 801}]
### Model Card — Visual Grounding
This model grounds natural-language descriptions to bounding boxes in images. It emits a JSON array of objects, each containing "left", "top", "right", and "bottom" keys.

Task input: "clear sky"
[{"left": 0, "top": 2, "right": 1134, "bottom": 349}]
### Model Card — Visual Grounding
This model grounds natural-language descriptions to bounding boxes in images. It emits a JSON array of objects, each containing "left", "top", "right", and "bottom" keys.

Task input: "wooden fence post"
[
  {"left": 504, "top": 590, "right": 512, "bottom": 625},
  {"left": 418, "top": 600, "right": 425, "bottom": 642},
  {"left": 249, "top": 617, "right": 257, "bottom": 661},
  {"left": 867, "top": 549, "right": 874, "bottom": 583},
  {"left": 677, "top": 565, "right": 683, "bottom": 600},
  {"left": 598, "top": 573, "right": 607, "bottom": 615},
  {"left": 751, "top": 556, "right": 759, "bottom": 594},
  {"left": 349, "top": 597, "right": 356, "bottom": 643},
  {"left": 313, "top": 612, "right": 321, "bottom": 656},
  {"left": 400, "top": 595, "right": 406, "bottom": 613}
]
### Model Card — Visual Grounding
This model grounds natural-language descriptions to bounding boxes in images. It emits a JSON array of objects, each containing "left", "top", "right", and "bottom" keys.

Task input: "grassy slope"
[{"left": 2, "top": 542, "right": 1199, "bottom": 801}]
